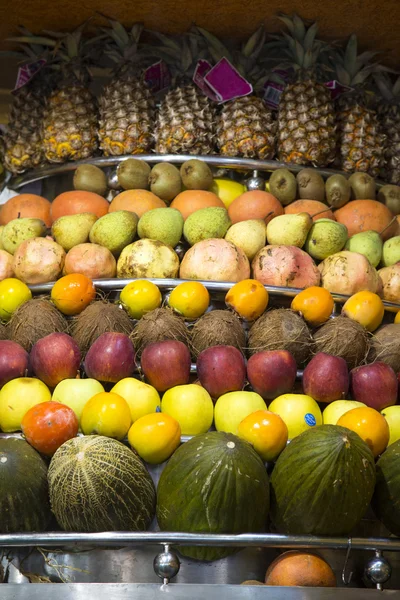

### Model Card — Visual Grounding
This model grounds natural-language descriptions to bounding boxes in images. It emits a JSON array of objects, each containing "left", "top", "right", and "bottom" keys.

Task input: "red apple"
[
  {"left": 0, "top": 340, "right": 30, "bottom": 387},
  {"left": 30, "top": 333, "right": 81, "bottom": 388},
  {"left": 246, "top": 350, "right": 297, "bottom": 400},
  {"left": 351, "top": 362, "right": 398, "bottom": 410},
  {"left": 303, "top": 353, "right": 349, "bottom": 403},
  {"left": 141, "top": 340, "right": 191, "bottom": 392},
  {"left": 197, "top": 345, "right": 246, "bottom": 399},
  {"left": 84, "top": 332, "right": 136, "bottom": 383}
]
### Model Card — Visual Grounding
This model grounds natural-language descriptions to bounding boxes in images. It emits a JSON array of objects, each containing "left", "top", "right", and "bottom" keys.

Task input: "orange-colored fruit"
[
  {"left": 127, "top": 412, "right": 181, "bottom": 464},
  {"left": 342, "top": 291, "right": 384, "bottom": 332},
  {"left": 264, "top": 551, "right": 336, "bottom": 587},
  {"left": 284, "top": 199, "right": 334, "bottom": 221},
  {"left": 225, "top": 279, "right": 269, "bottom": 321},
  {"left": 51, "top": 273, "right": 96, "bottom": 316},
  {"left": 168, "top": 281, "right": 210, "bottom": 319},
  {"left": 395, "top": 310, "right": 400, "bottom": 324},
  {"left": 81, "top": 391, "right": 132, "bottom": 440},
  {"left": 334, "top": 200, "right": 396, "bottom": 241},
  {"left": 0, "top": 194, "right": 52, "bottom": 227},
  {"left": 51, "top": 191, "right": 109, "bottom": 221},
  {"left": 291, "top": 286, "right": 334, "bottom": 326},
  {"left": 228, "top": 190, "right": 283, "bottom": 225},
  {"left": 238, "top": 410, "right": 288, "bottom": 461},
  {"left": 21, "top": 401, "right": 79, "bottom": 456},
  {"left": 109, "top": 189, "right": 166, "bottom": 217},
  {"left": 170, "top": 190, "right": 224, "bottom": 220},
  {"left": 337, "top": 406, "right": 390, "bottom": 457}
]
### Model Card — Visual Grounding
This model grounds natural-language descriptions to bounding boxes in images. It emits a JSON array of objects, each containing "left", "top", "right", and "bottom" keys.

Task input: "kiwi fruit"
[
  {"left": 269, "top": 168, "right": 297, "bottom": 205},
  {"left": 296, "top": 169, "right": 325, "bottom": 202},
  {"left": 149, "top": 163, "right": 182, "bottom": 204},
  {"left": 117, "top": 158, "right": 151, "bottom": 190},
  {"left": 73, "top": 164, "right": 108, "bottom": 196},
  {"left": 325, "top": 174, "right": 351, "bottom": 208},
  {"left": 377, "top": 184, "right": 400, "bottom": 215},
  {"left": 348, "top": 172, "right": 376, "bottom": 199},
  {"left": 180, "top": 159, "right": 213, "bottom": 190}
]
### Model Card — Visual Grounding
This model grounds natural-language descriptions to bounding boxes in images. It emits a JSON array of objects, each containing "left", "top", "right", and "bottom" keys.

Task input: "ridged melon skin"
[
  {"left": 270, "top": 425, "right": 376, "bottom": 536},
  {"left": 0, "top": 438, "right": 50, "bottom": 533},
  {"left": 157, "top": 431, "right": 270, "bottom": 561},
  {"left": 48, "top": 436, "right": 156, "bottom": 532},
  {"left": 372, "top": 440, "right": 400, "bottom": 536}
]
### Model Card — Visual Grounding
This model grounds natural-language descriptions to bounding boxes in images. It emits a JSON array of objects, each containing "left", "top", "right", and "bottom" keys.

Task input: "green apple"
[
  {"left": 0, "top": 377, "right": 51, "bottom": 432},
  {"left": 52, "top": 378, "right": 105, "bottom": 426},
  {"left": 111, "top": 377, "right": 160, "bottom": 422},
  {"left": 268, "top": 394, "right": 322, "bottom": 440},
  {"left": 381, "top": 406, "right": 400, "bottom": 446},
  {"left": 323, "top": 400, "right": 366, "bottom": 425},
  {"left": 214, "top": 391, "right": 267, "bottom": 434}
]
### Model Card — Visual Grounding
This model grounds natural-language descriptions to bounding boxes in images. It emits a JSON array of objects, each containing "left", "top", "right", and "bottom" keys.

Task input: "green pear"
[
  {"left": 225, "top": 219, "right": 266, "bottom": 260},
  {"left": 52, "top": 213, "right": 98, "bottom": 252},
  {"left": 304, "top": 219, "right": 348, "bottom": 260},
  {"left": 2, "top": 217, "right": 47, "bottom": 255},
  {"left": 0, "top": 226, "right": 4, "bottom": 250},
  {"left": 183, "top": 207, "right": 231, "bottom": 246},
  {"left": 345, "top": 230, "right": 383, "bottom": 267},
  {"left": 382, "top": 236, "right": 400, "bottom": 267},
  {"left": 138, "top": 208, "right": 183, "bottom": 248},
  {"left": 266, "top": 212, "right": 313, "bottom": 248},
  {"left": 89, "top": 211, "right": 138, "bottom": 255}
]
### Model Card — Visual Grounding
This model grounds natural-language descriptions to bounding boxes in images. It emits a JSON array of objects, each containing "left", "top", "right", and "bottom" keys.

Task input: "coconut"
[
  {"left": 7, "top": 298, "right": 68, "bottom": 352},
  {"left": 70, "top": 300, "right": 134, "bottom": 355},
  {"left": 0, "top": 323, "right": 7, "bottom": 340},
  {"left": 368, "top": 324, "right": 400, "bottom": 373},
  {"left": 131, "top": 308, "right": 190, "bottom": 356},
  {"left": 313, "top": 315, "right": 369, "bottom": 370},
  {"left": 191, "top": 310, "right": 246, "bottom": 358},
  {"left": 248, "top": 309, "right": 313, "bottom": 367}
]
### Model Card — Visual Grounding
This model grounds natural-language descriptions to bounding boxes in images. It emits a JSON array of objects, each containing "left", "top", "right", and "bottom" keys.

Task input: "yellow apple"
[
  {"left": 111, "top": 377, "right": 160, "bottom": 422},
  {"left": 161, "top": 384, "right": 213, "bottom": 435},
  {"left": 0, "top": 377, "right": 51, "bottom": 432},
  {"left": 381, "top": 406, "right": 400, "bottom": 446},
  {"left": 52, "top": 378, "right": 105, "bottom": 426},
  {"left": 323, "top": 400, "right": 366, "bottom": 425},
  {"left": 268, "top": 394, "right": 322, "bottom": 440},
  {"left": 214, "top": 391, "right": 267, "bottom": 434}
]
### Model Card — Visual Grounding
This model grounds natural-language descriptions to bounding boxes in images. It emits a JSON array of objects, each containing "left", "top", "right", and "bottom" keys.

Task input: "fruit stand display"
[{"left": 0, "top": 9, "right": 400, "bottom": 600}]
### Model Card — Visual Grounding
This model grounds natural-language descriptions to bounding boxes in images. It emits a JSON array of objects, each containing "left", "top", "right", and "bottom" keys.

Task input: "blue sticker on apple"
[{"left": 304, "top": 413, "right": 316, "bottom": 427}]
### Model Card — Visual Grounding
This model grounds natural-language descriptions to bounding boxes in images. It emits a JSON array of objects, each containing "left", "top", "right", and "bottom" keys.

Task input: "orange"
[
  {"left": 120, "top": 280, "right": 162, "bottom": 319},
  {"left": 395, "top": 311, "right": 400, "bottom": 324},
  {"left": 109, "top": 190, "right": 166, "bottom": 217},
  {"left": 337, "top": 406, "right": 390, "bottom": 457},
  {"left": 225, "top": 279, "right": 269, "bottom": 321},
  {"left": 127, "top": 412, "right": 181, "bottom": 464},
  {"left": 51, "top": 191, "right": 109, "bottom": 221},
  {"left": 334, "top": 200, "right": 397, "bottom": 241},
  {"left": 170, "top": 190, "right": 224, "bottom": 221},
  {"left": 342, "top": 291, "right": 384, "bottom": 332},
  {"left": 238, "top": 410, "right": 288, "bottom": 462},
  {"left": 81, "top": 391, "right": 132, "bottom": 440},
  {"left": 51, "top": 274, "right": 96, "bottom": 316},
  {"left": 228, "top": 190, "right": 283, "bottom": 225},
  {"left": 291, "top": 286, "right": 334, "bottom": 326},
  {"left": 284, "top": 200, "right": 334, "bottom": 222},
  {"left": 168, "top": 281, "right": 210, "bottom": 319},
  {"left": 0, "top": 194, "right": 52, "bottom": 227},
  {"left": 264, "top": 551, "right": 336, "bottom": 587}
]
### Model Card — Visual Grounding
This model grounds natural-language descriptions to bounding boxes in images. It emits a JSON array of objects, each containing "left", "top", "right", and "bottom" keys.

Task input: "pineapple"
[
  {"left": 98, "top": 21, "right": 154, "bottom": 156},
  {"left": 274, "top": 14, "right": 336, "bottom": 167},
  {"left": 42, "top": 25, "right": 98, "bottom": 164},
  {"left": 374, "top": 74, "right": 400, "bottom": 184},
  {"left": 333, "top": 35, "right": 385, "bottom": 176}
]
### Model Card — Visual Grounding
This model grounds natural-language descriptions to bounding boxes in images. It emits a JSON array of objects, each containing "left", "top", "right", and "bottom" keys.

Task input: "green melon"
[
  {"left": 372, "top": 439, "right": 400, "bottom": 536},
  {"left": 48, "top": 435, "right": 156, "bottom": 532},
  {"left": 270, "top": 425, "right": 376, "bottom": 536},
  {"left": 0, "top": 438, "right": 50, "bottom": 533},
  {"left": 157, "top": 431, "right": 270, "bottom": 562}
]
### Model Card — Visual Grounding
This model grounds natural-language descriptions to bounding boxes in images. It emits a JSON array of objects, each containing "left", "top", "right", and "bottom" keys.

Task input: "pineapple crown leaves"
[
  {"left": 1, "top": 26, "right": 57, "bottom": 63},
  {"left": 96, "top": 16, "right": 148, "bottom": 69},
  {"left": 373, "top": 72, "right": 400, "bottom": 102}
]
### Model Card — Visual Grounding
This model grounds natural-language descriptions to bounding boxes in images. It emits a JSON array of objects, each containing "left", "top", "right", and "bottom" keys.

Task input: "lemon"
[
  {"left": 268, "top": 394, "right": 322, "bottom": 440},
  {"left": 322, "top": 400, "right": 366, "bottom": 425},
  {"left": 168, "top": 281, "right": 210, "bottom": 319},
  {"left": 210, "top": 179, "right": 245, "bottom": 208},
  {"left": 111, "top": 377, "right": 160, "bottom": 422},
  {"left": 81, "top": 391, "right": 132, "bottom": 440},
  {"left": 161, "top": 384, "right": 214, "bottom": 435},
  {"left": 381, "top": 406, "right": 400, "bottom": 446},
  {"left": 214, "top": 391, "right": 267, "bottom": 434},
  {"left": 0, "top": 378, "right": 51, "bottom": 432},
  {"left": 395, "top": 311, "right": 400, "bottom": 324},
  {"left": 120, "top": 280, "right": 162, "bottom": 319},
  {"left": 342, "top": 291, "right": 384, "bottom": 332},
  {"left": 0, "top": 278, "right": 32, "bottom": 322},
  {"left": 128, "top": 412, "right": 181, "bottom": 464}
]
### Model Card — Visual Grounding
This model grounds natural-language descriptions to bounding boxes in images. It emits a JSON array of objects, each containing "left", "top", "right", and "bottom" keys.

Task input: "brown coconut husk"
[
  {"left": 7, "top": 298, "right": 68, "bottom": 352},
  {"left": 248, "top": 308, "right": 313, "bottom": 367},
  {"left": 313, "top": 315, "right": 369, "bottom": 370},
  {"left": 368, "top": 323, "right": 400, "bottom": 373},
  {"left": 131, "top": 307, "right": 190, "bottom": 356},
  {"left": 191, "top": 310, "right": 246, "bottom": 358},
  {"left": 0, "top": 323, "right": 7, "bottom": 340},
  {"left": 70, "top": 300, "right": 134, "bottom": 355}
]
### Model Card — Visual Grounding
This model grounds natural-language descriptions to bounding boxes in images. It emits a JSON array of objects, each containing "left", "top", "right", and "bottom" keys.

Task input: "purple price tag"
[
  {"left": 144, "top": 60, "right": 171, "bottom": 93},
  {"left": 13, "top": 59, "right": 47, "bottom": 92},
  {"left": 325, "top": 80, "right": 353, "bottom": 100},
  {"left": 204, "top": 57, "right": 253, "bottom": 103},
  {"left": 193, "top": 59, "right": 219, "bottom": 101}
]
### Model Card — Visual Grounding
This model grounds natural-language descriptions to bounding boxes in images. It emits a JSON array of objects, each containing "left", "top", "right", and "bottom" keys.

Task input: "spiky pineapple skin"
[
  {"left": 378, "top": 104, "right": 400, "bottom": 184},
  {"left": 42, "top": 84, "right": 98, "bottom": 163},
  {"left": 98, "top": 76, "right": 154, "bottom": 156},
  {"left": 277, "top": 80, "right": 336, "bottom": 167},
  {"left": 155, "top": 84, "right": 215, "bottom": 155},
  {"left": 217, "top": 95, "right": 276, "bottom": 160}
]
